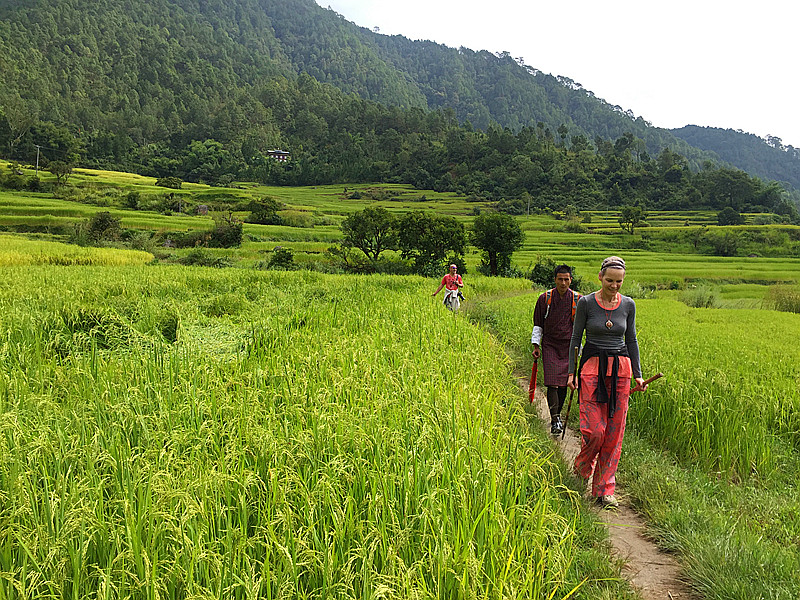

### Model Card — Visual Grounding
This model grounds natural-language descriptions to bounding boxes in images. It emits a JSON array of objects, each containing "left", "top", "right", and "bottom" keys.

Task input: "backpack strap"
[
  {"left": 543, "top": 288, "right": 554, "bottom": 320},
  {"left": 571, "top": 291, "right": 581, "bottom": 322}
]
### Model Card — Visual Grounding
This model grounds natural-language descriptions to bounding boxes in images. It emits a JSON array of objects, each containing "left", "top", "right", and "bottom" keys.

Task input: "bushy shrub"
[
  {"left": 705, "top": 231, "right": 740, "bottom": 256},
  {"left": 123, "top": 191, "right": 141, "bottom": 209},
  {"left": 208, "top": 215, "right": 243, "bottom": 248},
  {"left": 78, "top": 211, "right": 122, "bottom": 243},
  {"left": 563, "top": 220, "right": 586, "bottom": 233},
  {"left": 125, "top": 230, "right": 160, "bottom": 253},
  {"left": 477, "top": 263, "right": 525, "bottom": 278},
  {"left": 178, "top": 248, "right": 232, "bottom": 268},
  {"left": 766, "top": 285, "right": 800, "bottom": 314},
  {"left": 168, "top": 230, "right": 211, "bottom": 248},
  {"left": 2, "top": 173, "right": 27, "bottom": 190},
  {"left": 155, "top": 176, "right": 182, "bottom": 189},
  {"left": 360, "top": 187, "right": 400, "bottom": 201},
  {"left": 246, "top": 211, "right": 283, "bottom": 225},
  {"left": 679, "top": 285, "right": 719, "bottom": 308},
  {"left": 27, "top": 176, "right": 42, "bottom": 192},
  {"left": 526, "top": 256, "right": 557, "bottom": 287},
  {"left": 266, "top": 247, "right": 295, "bottom": 270},
  {"left": 717, "top": 207, "right": 744, "bottom": 226},
  {"left": 313, "top": 214, "right": 337, "bottom": 226},
  {"left": 245, "top": 197, "right": 284, "bottom": 225},
  {"left": 216, "top": 174, "right": 234, "bottom": 187},
  {"left": 666, "top": 279, "right": 683, "bottom": 290},
  {"left": 753, "top": 214, "right": 778, "bottom": 225},
  {"left": 623, "top": 280, "right": 657, "bottom": 299},
  {"left": 495, "top": 198, "right": 525, "bottom": 215},
  {"left": 374, "top": 258, "right": 412, "bottom": 275}
]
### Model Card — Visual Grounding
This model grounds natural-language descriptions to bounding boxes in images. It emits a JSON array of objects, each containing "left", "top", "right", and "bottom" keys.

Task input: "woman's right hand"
[{"left": 567, "top": 374, "right": 577, "bottom": 390}]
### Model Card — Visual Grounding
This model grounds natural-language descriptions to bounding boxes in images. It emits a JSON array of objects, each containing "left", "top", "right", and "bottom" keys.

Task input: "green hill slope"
[
  {"left": 0, "top": 0, "right": 794, "bottom": 191},
  {"left": 0, "top": 0, "right": 715, "bottom": 168}
]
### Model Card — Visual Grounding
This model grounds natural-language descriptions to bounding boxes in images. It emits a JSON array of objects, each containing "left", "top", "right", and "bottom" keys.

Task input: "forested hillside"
[
  {"left": 0, "top": 0, "right": 715, "bottom": 169},
  {"left": 672, "top": 125, "right": 800, "bottom": 190},
  {"left": 0, "top": 0, "right": 797, "bottom": 210}
]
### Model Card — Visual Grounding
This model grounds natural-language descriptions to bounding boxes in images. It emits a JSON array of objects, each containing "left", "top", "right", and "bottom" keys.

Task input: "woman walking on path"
[{"left": 567, "top": 256, "right": 647, "bottom": 508}]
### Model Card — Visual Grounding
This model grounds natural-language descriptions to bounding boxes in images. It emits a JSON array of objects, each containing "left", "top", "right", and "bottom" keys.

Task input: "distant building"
[
  {"left": 267, "top": 149, "right": 291, "bottom": 162},
  {"left": 197, "top": 204, "right": 209, "bottom": 216}
]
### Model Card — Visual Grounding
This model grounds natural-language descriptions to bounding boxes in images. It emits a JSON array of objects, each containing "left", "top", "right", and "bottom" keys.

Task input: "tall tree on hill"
[
  {"left": 47, "top": 161, "right": 73, "bottom": 185},
  {"left": 470, "top": 212, "right": 524, "bottom": 276},
  {"left": 717, "top": 207, "right": 745, "bottom": 226},
  {"left": 618, "top": 203, "right": 647, "bottom": 234},
  {"left": 0, "top": 96, "right": 38, "bottom": 158},
  {"left": 340, "top": 207, "right": 397, "bottom": 262},
  {"left": 397, "top": 211, "right": 466, "bottom": 275}
]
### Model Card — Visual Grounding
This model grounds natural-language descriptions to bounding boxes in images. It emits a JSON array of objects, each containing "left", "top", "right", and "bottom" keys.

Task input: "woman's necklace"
[{"left": 598, "top": 292, "right": 616, "bottom": 329}]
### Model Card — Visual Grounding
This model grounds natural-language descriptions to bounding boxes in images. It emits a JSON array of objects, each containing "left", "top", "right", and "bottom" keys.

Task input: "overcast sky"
[{"left": 315, "top": 0, "right": 799, "bottom": 149}]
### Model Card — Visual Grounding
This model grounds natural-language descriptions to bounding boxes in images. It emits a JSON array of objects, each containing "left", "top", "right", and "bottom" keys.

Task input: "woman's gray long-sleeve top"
[{"left": 568, "top": 292, "right": 642, "bottom": 378}]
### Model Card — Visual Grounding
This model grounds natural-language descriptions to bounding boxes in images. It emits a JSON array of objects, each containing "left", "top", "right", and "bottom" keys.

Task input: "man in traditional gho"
[{"left": 531, "top": 264, "right": 581, "bottom": 435}]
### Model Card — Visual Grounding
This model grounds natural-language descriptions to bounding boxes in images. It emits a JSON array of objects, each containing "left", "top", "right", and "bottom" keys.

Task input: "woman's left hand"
[
  {"left": 631, "top": 377, "right": 647, "bottom": 392},
  {"left": 567, "top": 374, "right": 577, "bottom": 390}
]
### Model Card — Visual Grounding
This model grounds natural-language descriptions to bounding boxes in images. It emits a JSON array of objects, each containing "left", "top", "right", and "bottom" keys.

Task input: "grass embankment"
[
  {"left": 468, "top": 292, "right": 800, "bottom": 599},
  {"left": 0, "top": 233, "right": 153, "bottom": 266},
  {"left": 0, "top": 267, "right": 635, "bottom": 599}
]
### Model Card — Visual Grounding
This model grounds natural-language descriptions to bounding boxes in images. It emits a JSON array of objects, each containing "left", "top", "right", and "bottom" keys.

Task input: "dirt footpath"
[{"left": 523, "top": 377, "right": 697, "bottom": 600}]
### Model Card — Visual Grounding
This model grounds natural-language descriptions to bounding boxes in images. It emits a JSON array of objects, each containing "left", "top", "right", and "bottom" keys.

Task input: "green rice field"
[{"left": 0, "top": 266, "right": 638, "bottom": 599}]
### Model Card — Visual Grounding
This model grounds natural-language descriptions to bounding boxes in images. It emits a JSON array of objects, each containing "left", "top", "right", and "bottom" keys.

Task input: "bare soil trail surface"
[{"left": 521, "top": 376, "right": 697, "bottom": 600}]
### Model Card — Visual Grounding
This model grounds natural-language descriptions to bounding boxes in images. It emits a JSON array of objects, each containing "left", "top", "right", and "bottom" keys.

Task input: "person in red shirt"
[{"left": 432, "top": 264, "right": 464, "bottom": 310}]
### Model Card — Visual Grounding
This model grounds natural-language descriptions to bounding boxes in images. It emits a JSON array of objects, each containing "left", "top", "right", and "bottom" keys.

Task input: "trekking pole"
[
  {"left": 528, "top": 357, "right": 538, "bottom": 403},
  {"left": 633, "top": 372, "right": 664, "bottom": 391},
  {"left": 562, "top": 346, "right": 580, "bottom": 440}
]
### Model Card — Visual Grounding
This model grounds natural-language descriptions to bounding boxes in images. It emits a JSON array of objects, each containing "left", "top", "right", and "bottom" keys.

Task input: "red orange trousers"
[{"left": 574, "top": 356, "right": 632, "bottom": 497}]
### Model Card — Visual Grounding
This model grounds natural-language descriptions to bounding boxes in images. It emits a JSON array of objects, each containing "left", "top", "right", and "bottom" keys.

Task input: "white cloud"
[{"left": 317, "top": 0, "right": 800, "bottom": 148}]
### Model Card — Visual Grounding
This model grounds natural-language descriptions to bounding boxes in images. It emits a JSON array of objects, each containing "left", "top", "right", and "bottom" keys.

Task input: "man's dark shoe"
[{"left": 550, "top": 417, "right": 563, "bottom": 435}]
